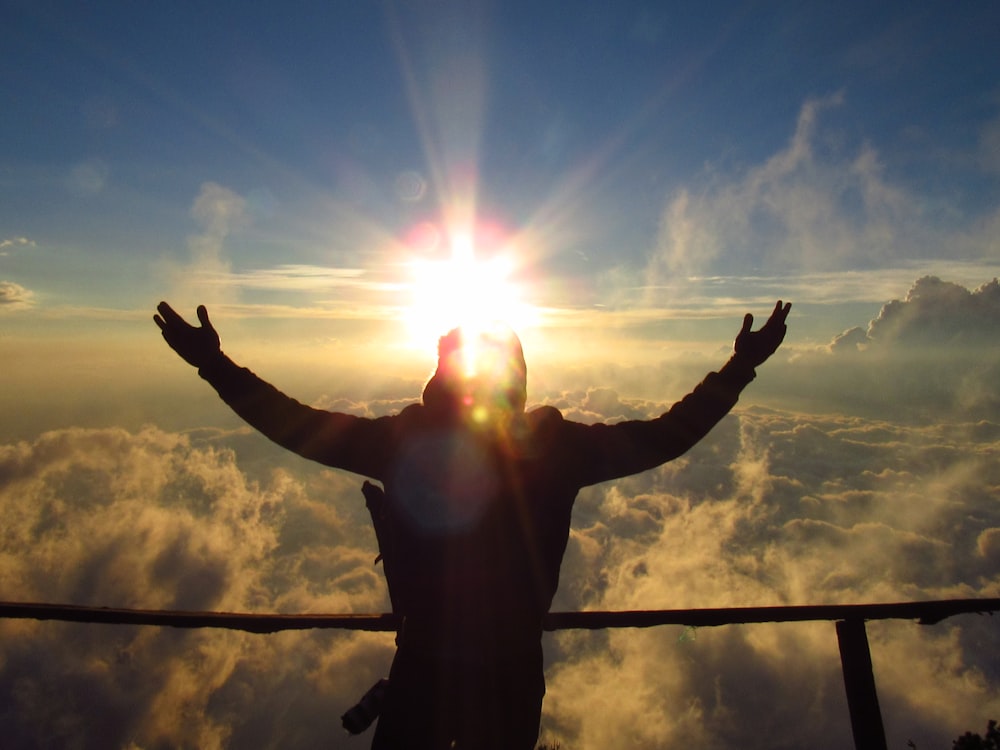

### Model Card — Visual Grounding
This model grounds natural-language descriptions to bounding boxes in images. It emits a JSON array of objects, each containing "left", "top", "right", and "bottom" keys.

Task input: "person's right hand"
[
  {"left": 153, "top": 302, "right": 221, "bottom": 369},
  {"left": 733, "top": 300, "right": 791, "bottom": 369}
]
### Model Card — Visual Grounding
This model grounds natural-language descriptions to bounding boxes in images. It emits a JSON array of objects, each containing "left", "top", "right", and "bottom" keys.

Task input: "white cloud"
[
  {"left": 0, "top": 236, "right": 36, "bottom": 255},
  {"left": 191, "top": 182, "right": 249, "bottom": 250},
  {"left": 0, "top": 280, "right": 34, "bottom": 310},
  {"left": 650, "top": 94, "right": 998, "bottom": 283},
  {"left": 162, "top": 182, "right": 249, "bottom": 308},
  {"left": 65, "top": 158, "right": 110, "bottom": 196},
  {"left": 212, "top": 265, "right": 368, "bottom": 291},
  {"left": 865, "top": 276, "right": 1000, "bottom": 347},
  {"left": 788, "top": 276, "right": 1000, "bottom": 420}
]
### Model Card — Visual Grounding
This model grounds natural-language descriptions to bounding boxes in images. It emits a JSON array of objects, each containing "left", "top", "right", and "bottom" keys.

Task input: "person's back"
[{"left": 362, "top": 325, "right": 556, "bottom": 748}]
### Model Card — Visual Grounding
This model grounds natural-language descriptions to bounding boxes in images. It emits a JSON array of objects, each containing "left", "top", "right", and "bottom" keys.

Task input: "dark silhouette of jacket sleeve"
[
  {"left": 196, "top": 353, "right": 392, "bottom": 480},
  {"left": 557, "top": 356, "right": 757, "bottom": 488}
]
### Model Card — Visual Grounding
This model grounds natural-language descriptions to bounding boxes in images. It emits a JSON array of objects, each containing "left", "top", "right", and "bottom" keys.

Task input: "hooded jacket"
[
  {"left": 197, "top": 348, "right": 754, "bottom": 638},
  {"left": 196, "top": 346, "right": 756, "bottom": 748}
]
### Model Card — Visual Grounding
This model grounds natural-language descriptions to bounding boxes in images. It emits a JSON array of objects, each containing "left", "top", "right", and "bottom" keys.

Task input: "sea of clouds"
[{"left": 2, "top": 276, "right": 999, "bottom": 749}]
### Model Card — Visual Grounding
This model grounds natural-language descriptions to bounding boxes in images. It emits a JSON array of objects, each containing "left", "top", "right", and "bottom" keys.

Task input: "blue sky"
[
  {"left": 3, "top": 3, "right": 1000, "bottom": 748},
  {"left": 3, "top": 0, "right": 998, "bottom": 345}
]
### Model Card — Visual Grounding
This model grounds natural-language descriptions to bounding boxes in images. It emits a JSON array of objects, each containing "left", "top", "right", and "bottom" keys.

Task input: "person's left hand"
[{"left": 733, "top": 300, "right": 791, "bottom": 368}]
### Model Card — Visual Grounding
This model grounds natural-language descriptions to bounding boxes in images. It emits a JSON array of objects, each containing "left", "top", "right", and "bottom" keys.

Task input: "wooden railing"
[{"left": 3, "top": 597, "right": 998, "bottom": 750}]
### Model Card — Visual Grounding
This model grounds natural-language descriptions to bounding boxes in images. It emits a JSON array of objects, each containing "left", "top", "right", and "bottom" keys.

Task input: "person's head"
[{"left": 421, "top": 323, "right": 527, "bottom": 423}]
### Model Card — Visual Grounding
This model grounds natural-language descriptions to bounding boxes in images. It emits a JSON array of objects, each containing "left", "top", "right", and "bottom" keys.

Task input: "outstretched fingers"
[
  {"left": 773, "top": 300, "right": 791, "bottom": 324},
  {"left": 197, "top": 305, "right": 211, "bottom": 326},
  {"left": 734, "top": 301, "right": 792, "bottom": 367},
  {"left": 155, "top": 301, "right": 188, "bottom": 330}
]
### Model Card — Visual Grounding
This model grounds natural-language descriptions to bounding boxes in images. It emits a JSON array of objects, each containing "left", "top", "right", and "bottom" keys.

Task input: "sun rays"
[{"left": 400, "top": 220, "right": 538, "bottom": 350}]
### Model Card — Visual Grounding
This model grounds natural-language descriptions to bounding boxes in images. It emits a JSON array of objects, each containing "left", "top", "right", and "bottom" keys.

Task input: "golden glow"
[{"left": 403, "top": 223, "right": 537, "bottom": 349}]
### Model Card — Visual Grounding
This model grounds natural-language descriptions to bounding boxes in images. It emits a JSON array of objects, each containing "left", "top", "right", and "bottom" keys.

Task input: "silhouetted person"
[{"left": 154, "top": 299, "right": 791, "bottom": 750}]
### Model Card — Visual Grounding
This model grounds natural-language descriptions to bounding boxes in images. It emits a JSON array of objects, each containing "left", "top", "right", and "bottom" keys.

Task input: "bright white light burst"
[{"left": 404, "top": 227, "right": 536, "bottom": 349}]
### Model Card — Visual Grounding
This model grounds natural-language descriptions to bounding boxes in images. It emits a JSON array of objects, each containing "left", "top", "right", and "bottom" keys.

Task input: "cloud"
[
  {"left": 0, "top": 425, "right": 393, "bottom": 749},
  {"left": 187, "top": 181, "right": 246, "bottom": 278},
  {"left": 2, "top": 367, "right": 999, "bottom": 748},
  {"left": 65, "top": 158, "right": 110, "bottom": 196},
  {"left": 179, "top": 265, "right": 399, "bottom": 321},
  {"left": 159, "top": 184, "right": 407, "bottom": 325},
  {"left": 979, "top": 112, "right": 1000, "bottom": 176},
  {"left": 649, "top": 94, "right": 997, "bottom": 284},
  {"left": 829, "top": 324, "right": 869, "bottom": 353},
  {"left": 161, "top": 182, "right": 249, "bottom": 308},
  {"left": 865, "top": 276, "right": 1000, "bottom": 348},
  {"left": 191, "top": 182, "right": 249, "bottom": 248},
  {"left": 793, "top": 277, "right": 1000, "bottom": 420},
  {"left": 0, "top": 237, "right": 35, "bottom": 255},
  {"left": 0, "top": 280, "right": 34, "bottom": 310},
  {"left": 211, "top": 265, "right": 368, "bottom": 291},
  {"left": 544, "top": 406, "right": 1000, "bottom": 749}
]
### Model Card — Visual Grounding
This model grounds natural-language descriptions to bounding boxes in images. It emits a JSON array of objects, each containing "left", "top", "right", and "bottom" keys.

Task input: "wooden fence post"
[{"left": 836, "top": 618, "right": 887, "bottom": 750}]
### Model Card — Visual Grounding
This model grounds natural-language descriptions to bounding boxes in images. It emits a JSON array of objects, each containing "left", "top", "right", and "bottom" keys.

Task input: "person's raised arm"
[
  {"left": 567, "top": 301, "right": 791, "bottom": 486},
  {"left": 153, "top": 301, "right": 389, "bottom": 479}
]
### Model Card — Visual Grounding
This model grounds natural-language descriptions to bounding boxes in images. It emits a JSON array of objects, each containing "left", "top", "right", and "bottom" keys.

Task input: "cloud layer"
[
  {"left": 544, "top": 406, "right": 1000, "bottom": 748},
  {"left": 3, "top": 285, "right": 1000, "bottom": 750},
  {"left": 0, "top": 426, "right": 394, "bottom": 749}
]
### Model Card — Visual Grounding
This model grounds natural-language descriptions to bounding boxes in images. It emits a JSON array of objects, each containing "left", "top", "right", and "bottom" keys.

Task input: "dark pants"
[{"left": 371, "top": 638, "right": 545, "bottom": 750}]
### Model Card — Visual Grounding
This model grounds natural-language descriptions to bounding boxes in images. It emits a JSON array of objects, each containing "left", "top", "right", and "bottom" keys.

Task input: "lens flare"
[{"left": 402, "top": 221, "right": 537, "bottom": 349}]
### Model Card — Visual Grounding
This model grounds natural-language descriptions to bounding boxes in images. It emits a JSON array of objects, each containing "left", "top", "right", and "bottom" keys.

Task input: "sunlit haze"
[{"left": 2, "top": 1, "right": 999, "bottom": 748}]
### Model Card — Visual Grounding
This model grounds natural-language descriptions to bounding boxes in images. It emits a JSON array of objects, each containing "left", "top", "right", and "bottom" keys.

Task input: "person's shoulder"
[
  {"left": 526, "top": 404, "right": 565, "bottom": 431},
  {"left": 389, "top": 402, "right": 424, "bottom": 424},
  {"left": 527, "top": 404, "right": 562, "bottom": 418}
]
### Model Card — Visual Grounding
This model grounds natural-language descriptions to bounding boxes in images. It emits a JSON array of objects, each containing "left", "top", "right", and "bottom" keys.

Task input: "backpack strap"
[{"left": 362, "top": 481, "right": 401, "bottom": 614}]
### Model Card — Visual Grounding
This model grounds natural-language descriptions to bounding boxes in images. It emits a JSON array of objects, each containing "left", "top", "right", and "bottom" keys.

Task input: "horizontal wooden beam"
[
  {"left": 0, "top": 598, "right": 996, "bottom": 633},
  {"left": 543, "top": 598, "right": 1000, "bottom": 630}
]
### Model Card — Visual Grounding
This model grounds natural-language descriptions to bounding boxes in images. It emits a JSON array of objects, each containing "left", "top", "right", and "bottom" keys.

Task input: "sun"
[{"left": 402, "top": 223, "right": 536, "bottom": 350}]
